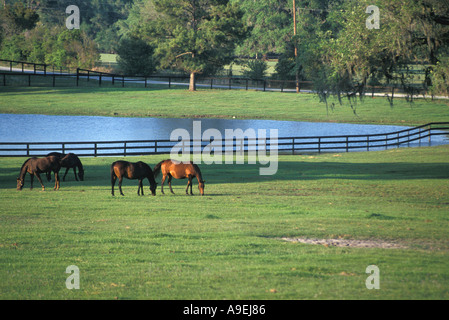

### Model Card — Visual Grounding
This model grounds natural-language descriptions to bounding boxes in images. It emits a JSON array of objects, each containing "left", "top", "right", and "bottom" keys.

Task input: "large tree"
[
  {"left": 303, "top": 0, "right": 449, "bottom": 101},
  {"left": 136, "top": 0, "right": 248, "bottom": 91}
]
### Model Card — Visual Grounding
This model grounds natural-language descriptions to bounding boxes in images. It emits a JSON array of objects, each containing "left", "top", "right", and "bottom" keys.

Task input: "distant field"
[
  {"left": 1, "top": 146, "right": 449, "bottom": 299},
  {"left": 1, "top": 86, "right": 448, "bottom": 126}
]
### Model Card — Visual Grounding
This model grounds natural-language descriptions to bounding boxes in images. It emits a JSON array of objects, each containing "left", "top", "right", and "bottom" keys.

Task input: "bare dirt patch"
[{"left": 280, "top": 237, "right": 408, "bottom": 249}]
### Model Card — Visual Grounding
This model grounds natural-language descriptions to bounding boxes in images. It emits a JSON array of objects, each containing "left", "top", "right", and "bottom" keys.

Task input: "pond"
[{"left": 0, "top": 113, "right": 447, "bottom": 155}]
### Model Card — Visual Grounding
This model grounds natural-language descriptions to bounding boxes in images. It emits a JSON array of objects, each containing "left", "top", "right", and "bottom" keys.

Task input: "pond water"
[
  {"left": 0, "top": 113, "right": 447, "bottom": 154},
  {"left": 0, "top": 113, "right": 423, "bottom": 141}
]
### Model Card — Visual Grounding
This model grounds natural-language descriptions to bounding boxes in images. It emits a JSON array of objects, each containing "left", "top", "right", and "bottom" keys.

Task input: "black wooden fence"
[{"left": 1, "top": 123, "right": 447, "bottom": 157}]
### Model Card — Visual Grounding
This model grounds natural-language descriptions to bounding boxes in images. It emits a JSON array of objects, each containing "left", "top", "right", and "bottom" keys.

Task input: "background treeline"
[{"left": 0, "top": 0, "right": 448, "bottom": 96}]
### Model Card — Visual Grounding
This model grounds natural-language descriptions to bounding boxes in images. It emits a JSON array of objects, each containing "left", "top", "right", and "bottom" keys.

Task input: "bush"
[
  {"left": 116, "top": 37, "right": 156, "bottom": 76},
  {"left": 241, "top": 59, "right": 268, "bottom": 79}
]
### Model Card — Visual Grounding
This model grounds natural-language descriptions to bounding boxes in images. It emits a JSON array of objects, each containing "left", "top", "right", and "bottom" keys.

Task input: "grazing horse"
[
  {"left": 17, "top": 156, "right": 61, "bottom": 191},
  {"left": 46, "top": 152, "right": 84, "bottom": 182},
  {"left": 153, "top": 159, "right": 205, "bottom": 196},
  {"left": 111, "top": 160, "right": 157, "bottom": 196}
]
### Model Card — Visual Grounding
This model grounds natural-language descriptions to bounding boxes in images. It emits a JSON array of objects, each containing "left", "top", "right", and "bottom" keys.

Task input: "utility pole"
[{"left": 293, "top": 0, "right": 299, "bottom": 93}]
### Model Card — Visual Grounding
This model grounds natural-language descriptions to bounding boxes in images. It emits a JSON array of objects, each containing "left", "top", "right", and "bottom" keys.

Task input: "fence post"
[
  {"left": 99, "top": 74, "right": 102, "bottom": 86},
  {"left": 62, "top": 143, "right": 65, "bottom": 154},
  {"left": 210, "top": 78, "right": 213, "bottom": 89},
  {"left": 52, "top": 73, "right": 55, "bottom": 87},
  {"left": 94, "top": 143, "right": 97, "bottom": 157},
  {"left": 318, "top": 137, "right": 321, "bottom": 153},
  {"left": 168, "top": 77, "right": 171, "bottom": 88},
  {"left": 28, "top": 74, "right": 31, "bottom": 86},
  {"left": 76, "top": 68, "right": 79, "bottom": 86},
  {"left": 367, "top": 136, "right": 370, "bottom": 151},
  {"left": 263, "top": 80, "right": 266, "bottom": 92},
  {"left": 246, "top": 79, "right": 248, "bottom": 90},
  {"left": 229, "top": 78, "right": 231, "bottom": 90},
  {"left": 124, "top": 142, "right": 127, "bottom": 156},
  {"left": 346, "top": 136, "right": 349, "bottom": 152},
  {"left": 292, "top": 138, "right": 295, "bottom": 154},
  {"left": 155, "top": 141, "right": 158, "bottom": 154},
  {"left": 26, "top": 144, "right": 30, "bottom": 156}
]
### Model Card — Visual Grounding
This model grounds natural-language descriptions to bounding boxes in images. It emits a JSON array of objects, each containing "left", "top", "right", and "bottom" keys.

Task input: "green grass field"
[
  {"left": 1, "top": 147, "right": 449, "bottom": 299},
  {"left": 1, "top": 86, "right": 449, "bottom": 126},
  {"left": 1, "top": 86, "right": 449, "bottom": 300}
]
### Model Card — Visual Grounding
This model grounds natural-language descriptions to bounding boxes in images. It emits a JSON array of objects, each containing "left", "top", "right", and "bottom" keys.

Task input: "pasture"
[
  {"left": 1, "top": 146, "right": 449, "bottom": 299},
  {"left": 1, "top": 87, "right": 449, "bottom": 125}
]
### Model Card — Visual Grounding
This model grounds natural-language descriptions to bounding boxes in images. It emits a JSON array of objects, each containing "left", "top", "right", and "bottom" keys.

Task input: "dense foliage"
[{"left": 0, "top": 0, "right": 448, "bottom": 95}]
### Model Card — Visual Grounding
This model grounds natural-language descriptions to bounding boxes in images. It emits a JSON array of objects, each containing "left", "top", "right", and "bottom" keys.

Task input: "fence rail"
[
  {"left": 1, "top": 123, "right": 448, "bottom": 157},
  {"left": 1, "top": 58, "right": 429, "bottom": 95}
]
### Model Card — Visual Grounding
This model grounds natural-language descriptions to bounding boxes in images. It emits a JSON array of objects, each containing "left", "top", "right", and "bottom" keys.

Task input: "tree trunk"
[{"left": 189, "top": 72, "right": 196, "bottom": 91}]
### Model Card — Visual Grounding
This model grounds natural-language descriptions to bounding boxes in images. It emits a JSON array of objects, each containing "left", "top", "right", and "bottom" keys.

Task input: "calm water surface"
[{"left": 0, "top": 113, "right": 431, "bottom": 142}]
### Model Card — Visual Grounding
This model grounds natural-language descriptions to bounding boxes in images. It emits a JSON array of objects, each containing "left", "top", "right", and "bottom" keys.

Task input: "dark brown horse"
[
  {"left": 153, "top": 159, "right": 205, "bottom": 196},
  {"left": 111, "top": 160, "right": 157, "bottom": 196},
  {"left": 17, "top": 156, "right": 61, "bottom": 191},
  {"left": 46, "top": 152, "right": 84, "bottom": 181}
]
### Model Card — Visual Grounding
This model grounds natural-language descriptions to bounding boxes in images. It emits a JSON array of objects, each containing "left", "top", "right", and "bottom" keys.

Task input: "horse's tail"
[
  {"left": 110, "top": 162, "right": 117, "bottom": 179},
  {"left": 153, "top": 160, "right": 165, "bottom": 178}
]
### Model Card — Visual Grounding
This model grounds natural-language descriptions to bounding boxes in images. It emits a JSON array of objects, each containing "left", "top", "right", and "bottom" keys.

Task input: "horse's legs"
[
  {"left": 30, "top": 174, "right": 34, "bottom": 190},
  {"left": 186, "top": 176, "right": 193, "bottom": 195},
  {"left": 54, "top": 171, "right": 60, "bottom": 190},
  {"left": 168, "top": 175, "right": 175, "bottom": 194},
  {"left": 111, "top": 173, "right": 116, "bottom": 196},
  {"left": 138, "top": 179, "right": 143, "bottom": 196},
  {"left": 34, "top": 173, "right": 45, "bottom": 191},
  {"left": 161, "top": 174, "right": 166, "bottom": 194},
  {"left": 63, "top": 167, "right": 70, "bottom": 181},
  {"left": 118, "top": 177, "right": 124, "bottom": 196},
  {"left": 73, "top": 167, "right": 78, "bottom": 181}
]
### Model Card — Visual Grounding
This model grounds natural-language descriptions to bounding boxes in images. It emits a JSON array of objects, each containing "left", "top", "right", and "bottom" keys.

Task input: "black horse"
[
  {"left": 111, "top": 160, "right": 157, "bottom": 196},
  {"left": 17, "top": 156, "right": 61, "bottom": 191},
  {"left": 46, "top": 152, "right": 84, "bottom": 182}
]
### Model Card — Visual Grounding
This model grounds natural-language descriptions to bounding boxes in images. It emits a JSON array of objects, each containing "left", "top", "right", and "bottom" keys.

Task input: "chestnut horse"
[
  {"left": 111, "top": 160, "right": 157, "bottom": 196},
  {"left": 17, "top": 156, "right": 61, "bottom": 191},
  {"left": 153, "top": 159, "right": 205, "bottom": 196},
  {"left": 46, "top": 152, "right": 84, "bottom": 182}
]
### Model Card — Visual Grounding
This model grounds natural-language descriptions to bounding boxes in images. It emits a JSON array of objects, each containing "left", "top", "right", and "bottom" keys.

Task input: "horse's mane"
[
  {"left": 18, "top": 157, "right": 35, "bottom": 178},
  {"left": 192, "top": 163, "right": 203, "bottom": 180}
]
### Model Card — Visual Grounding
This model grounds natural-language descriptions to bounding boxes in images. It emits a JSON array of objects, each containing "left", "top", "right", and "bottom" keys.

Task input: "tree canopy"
[
  {"left": 0, "top": 0, "right": 448, "bottom": 96},
  {"left": 133, "top": 0, "right": 248, "bottom": 90}
]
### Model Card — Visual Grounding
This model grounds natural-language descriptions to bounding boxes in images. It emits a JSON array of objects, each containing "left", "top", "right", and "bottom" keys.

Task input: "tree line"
[{"left": 1, "top": 0, "right": 448, "bottom": 96}]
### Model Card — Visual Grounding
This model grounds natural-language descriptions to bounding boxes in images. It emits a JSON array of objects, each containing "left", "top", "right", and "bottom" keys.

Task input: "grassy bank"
[
  {"left": 1, "top": 86, "right": 449, "bottom": 126},
  {"left": 1, "top": 146, "right": 449, "bottom": 299}
]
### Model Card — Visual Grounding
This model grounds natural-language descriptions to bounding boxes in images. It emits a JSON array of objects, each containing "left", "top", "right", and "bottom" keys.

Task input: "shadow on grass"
[{"left": 2, "top": 156, "right": 448, "bottom": 190}]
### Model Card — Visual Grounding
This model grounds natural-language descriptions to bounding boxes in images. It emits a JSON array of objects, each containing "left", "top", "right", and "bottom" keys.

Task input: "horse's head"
[
  {"left": 150, "top": 182, "right": 157, "bottom": 196},
  {"left": 16, "top": 178, "right": 24, "bottom": 191},
  {"left": 198, "top": 179, "right": 206, "bottom": 196}
]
